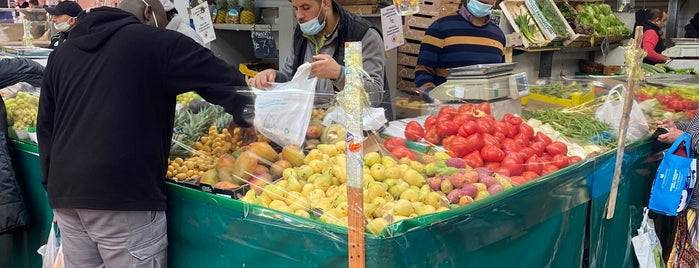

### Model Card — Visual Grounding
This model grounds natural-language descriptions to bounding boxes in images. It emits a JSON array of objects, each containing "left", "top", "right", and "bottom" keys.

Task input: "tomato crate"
[{"left": 520, "top": 90, "right": 595, "bottom": 107}]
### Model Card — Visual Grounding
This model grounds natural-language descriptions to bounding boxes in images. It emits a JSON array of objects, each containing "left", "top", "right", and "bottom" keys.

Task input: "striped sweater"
[
  {"left": 676, "top": 114, "right": 699, "bottom": 156},
  {"left": 414, "top": 14, "right": 505, "bottom": 90}
]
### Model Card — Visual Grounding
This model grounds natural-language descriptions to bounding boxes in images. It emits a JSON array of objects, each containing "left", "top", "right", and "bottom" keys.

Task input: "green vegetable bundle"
[
  {"left": 533, "top": 0, "right": 570, "bottom": 38},
  {"left": 529, "top": 81, "right": 592, "bottom": 99},
  {"left": 577, "top": 3, "right": 631, "bottom": 36}
]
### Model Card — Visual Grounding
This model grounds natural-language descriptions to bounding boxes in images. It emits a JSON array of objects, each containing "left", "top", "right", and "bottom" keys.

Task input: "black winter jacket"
[
  {"left": 0, "top": 58, "right": 44, "bottom": 88},
  {"left": 38, "top": 7, "right": 252, "bottom": 211},
  {"left": 0, "top": 96, "right": 30, "bottom": 234}
]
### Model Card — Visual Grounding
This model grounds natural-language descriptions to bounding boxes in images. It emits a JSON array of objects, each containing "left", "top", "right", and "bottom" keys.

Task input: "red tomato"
[
  {"left": 514, "top": 133, "right": 530, "bottom": 147},
  {"left": 424, "top": 116, "right": 437, "bottom": 130},
  {"left": 569, "top": 156, "right": 583, "bottom": 164},
  {"left": 541, "top": 164, "right": 560, "bottom": 175},
  {"left": 525, "top": 155, "right": 543, "bottom": 175},
  {"left": 404, "top": 121, "right": 425, "bottom": 141},
  {"left": 519, "top": 147, "right": 536, "bottom": 160},
  {"left": 501, "top": 139, "right": 523, "bottom": 152},
  {"left": 501, "top": 153, "right": 524, "bottom": 176},
  {"left": 545, "top": 141, "right": 568, "bottom": 156},
  {"left": 518, "top": 124, "right": 534, "bottom": 139},
  {"left": 424, "top": 128, "right": 441, "bottom": 145},
  {"left": 463, "top": 151, "right": 484, "bottom": 168},
  {"left": 437, "top": 120, "right": 459, "bottom": 138},
  {"left": 494, "top": 121, "right": 509, "bottom": 136},
  {"left": 476, "top": 118, "right": 495, "bottom": 134},
  {"left": 481, "top": 144, "right": 505, "bottom": 162},
  {"left": 535, "top": 132, "right": 552, "bottom": 145},
  {"left": 482, "top": 133, "right": 501, "bottom": 148},
  {"left": 494, "top": 167, "right": 511, "bottom": 177},
  {"left": 484, "top": 161, "right": 501, "bottom": 170},
  {"left": 521, "top": 171, "right": 540, "bottom": 181},
  {"left": 504, "top": 122, "right": 519, "bottom": 138},
  {"left": 494, "top": 131, "right": 507, "bottom": 143},
  {"left": 459, "top": 120, "right": 478, "bottom": 137},
  {"left": 506, "top": 114, "right": 523, "bottom": 125},
  {"left": 477, "top": 102, "right": 491, "bottom": 115},
  {"left": 451, "top": 114, "right": 470, "bottom": 126},
  {"left": 551, "top": 154, "right": 571, "bottom": 169},
  {"left": 510, "top": 176, "right": 526, "bottom": 186},
  {"left": 439, "top": 106, "right": 458, "bottom": 118},
  {"left": 391, "top": 147, "right": 417, "bottom": 161},
  {"left": 383, "top": 137, "right": 406, "bottom": 152},
  {"left": 529, "top": 141, "right": 546, "bottom": 156},
  {"left": 458, "top": 103, "right": 475, "bottom": 114},
  {"left": 462, "top": 133, "right": 485, "bottom": 156}
]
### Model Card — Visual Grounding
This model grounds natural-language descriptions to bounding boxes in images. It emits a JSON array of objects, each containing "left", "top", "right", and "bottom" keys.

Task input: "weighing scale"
[
  {"left": 662, "top": 38, "right": 699, "bottom": 72},
  {"left": 428, "top": 63, "right": 530, "bottom": 119}
]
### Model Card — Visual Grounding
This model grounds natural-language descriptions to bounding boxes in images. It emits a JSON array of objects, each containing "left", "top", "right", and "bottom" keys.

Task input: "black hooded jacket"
[
  {"left": 0, "top": 58, "right": 44, "bottom": 88},
  {"left": 38, "top": 7, "right": 251, "bottom": 211},
  {"left": 685, "top": 13, "right": 699, "bottom": 38}
]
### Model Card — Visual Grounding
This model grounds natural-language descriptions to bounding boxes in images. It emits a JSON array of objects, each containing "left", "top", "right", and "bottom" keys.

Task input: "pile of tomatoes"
[{"left": 396, "top": 103, "right": 582, "bottom": 184}]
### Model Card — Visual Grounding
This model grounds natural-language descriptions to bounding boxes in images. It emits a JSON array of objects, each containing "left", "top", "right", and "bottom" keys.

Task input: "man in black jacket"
[
  {"left": 46, "top": 1, "right": 82, "bottom": 49},
  {"left": 38, "top": 6, "right": 254, "bottom": 267},
  {"left": 0, "top": 58, "right": 44, "bottom": 88}
]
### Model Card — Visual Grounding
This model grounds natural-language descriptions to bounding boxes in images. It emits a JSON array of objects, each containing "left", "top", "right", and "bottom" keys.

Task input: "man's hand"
[
  {"left": 658, "top": 128, "right": 684, "bottom": 144},
  {"left": 247, "top": 69, "right": 277, "bottom": 89},
  {"left": 228, "top": 121, "right": 257, "bottom": 146},
  {"left": 657, "top": 118, "right": 676, "bottom": 129},
  {"left": 310, "top": 54, "right": 342, "bottom": 80}
]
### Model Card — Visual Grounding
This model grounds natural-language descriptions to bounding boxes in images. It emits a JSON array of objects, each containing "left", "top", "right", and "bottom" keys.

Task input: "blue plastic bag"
[{"left": 649, "top": 133, "right": 697, "bottom": 216}]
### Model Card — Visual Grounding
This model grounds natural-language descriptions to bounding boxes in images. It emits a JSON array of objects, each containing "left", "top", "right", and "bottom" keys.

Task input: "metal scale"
[
  {"left": 662, "top": 38, "right": 699, "bottom": 72},
  {"left": 428, "top": 62, "right": 530, "bottom": 118}
]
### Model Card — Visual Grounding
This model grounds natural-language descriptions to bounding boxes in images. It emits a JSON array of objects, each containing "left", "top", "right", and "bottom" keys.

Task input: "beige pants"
[{"left": 54, "top": 209, "right": 168, "bottom": 268}]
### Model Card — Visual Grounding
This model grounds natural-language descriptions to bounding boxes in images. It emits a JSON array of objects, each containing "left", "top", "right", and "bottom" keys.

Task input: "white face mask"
[
  {"left": 54, "top": 20, "right": 71, "bottom": 32},
  {"left": 298, "top": 5, "right": 326, "bottom": 35}
]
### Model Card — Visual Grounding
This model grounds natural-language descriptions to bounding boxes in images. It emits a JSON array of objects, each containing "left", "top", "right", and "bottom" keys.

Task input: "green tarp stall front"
[{"left": 0, "top": 138, "right": 665, "bottom": 267}]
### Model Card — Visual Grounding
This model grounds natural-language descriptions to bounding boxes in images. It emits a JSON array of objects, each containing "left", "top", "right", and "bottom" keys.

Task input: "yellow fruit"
[
  {"left": 303, "top": 149, "right": 323, "bottom": 165},
  {"left": 316, "top": 144, "right": 339, "bottom": 157},
  {"left": 231, "top": 150, "right": 257, "bottom": 183},
  {"left": 240, "top": 8, "right": 255, "bottom": 24},
  {"left": 270, "top": 160, "right": 292, "bottom": 179},
  {"left": 248, "top": 142, "right": 278, "bottom": 163},
  {"left": 282, "top": 145, "right": 305, "bottom": 167},
  {"left": 364, "top": 152, "right": 382, "bottom": 167}
]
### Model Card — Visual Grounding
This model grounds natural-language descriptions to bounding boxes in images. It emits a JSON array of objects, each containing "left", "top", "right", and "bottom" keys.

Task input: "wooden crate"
[
  {"left": 500, "top": 0, "right": 552, "bottom": 48},
  {"left": 397, "top": 52, "right": 419, "bottom": 67},
  {"left": 398, "top": 64, "right": 416, "bottom": 80},
  {"left": 405, "top": 14, "right": 436, "bottom": 29},
  {"left": 414, "top": 0, "right": 459, "bottom": 17},
  {"left": 337, "top": 0, "right": 376, "bottom": 5},
  {"left": 563, "top": 33, "right": 593, "bottom": 47},
  {"left": 403, "top": 25, "right": 426, "bottom": 42},
  {"left": 524, "top": 0, "right": 575, "bottom": 42},
  {"left": 343, "top": 5, "right": 377, "bottom": 14},
  {"left": 398, "top": 40, "right": 421, "bottom": 55},
  {"left": 397, "top": 78, "right": 417, "bottom": 92}
]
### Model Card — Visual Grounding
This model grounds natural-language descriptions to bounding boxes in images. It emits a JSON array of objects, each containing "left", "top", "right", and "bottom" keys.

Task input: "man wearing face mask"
[
  {"left": 46, "top": 0, "right": 82, "bottom": 49},
  {"left": 414, "top": 0, "right": 505, "bottom": 102},
  {"left": 38, "top": 4, "right": 256, "bottom": 266},
  {"left": 248, "top": 0, "right": 393, "bottom": 120}
]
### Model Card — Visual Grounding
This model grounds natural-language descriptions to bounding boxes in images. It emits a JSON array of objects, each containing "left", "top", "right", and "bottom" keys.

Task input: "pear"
[
  {"left": 414, "top": 203, "right": 436, "bottom": 216},
  {"left": 200, "top": 169, "right": 219, "bottom": 185},
  {"left": 303, "top": 149, "right": 323, "bottom": 165},
  {"left": 383, "top": 166, "right": 401, "bottom": 180},
  {"left": 313, "top": 173, "right": 333, "bottom": 191},
  {"left": 364, "top": 151, "right": 382, "bottom": 167},
  {"left": 388, "top": 180, "right": 409, "bottom": 197},
  {"left": 269, "top": 200, "right": 293, "bottom": 214},
  {"left": 296, "top": 165, "right": 314, "bottom": 180},
  {"left": 366, "top": 217, "right": 389, "bottom": 235},
  {"left": 370, "top": 164, "right": 386, "bottom": 181},
  {"left": 381, "top": 156, "right": 398, "bottom": 168},
  {"left": 423, "top": 191, "right": 444, "bottom": 209},
  {"left": 409, "top": 161, "right": 425, "bottom": 174},
  {"left": 285, "top": 176, "right": 303, "bottom": 192},
  {"left": 393, "top": 199, "right": 414, "bottom": 217},
  {"left": 240, "top": 189, "right": 256, "bottom": 204},
  {"left": 332, "top": 164, "right": 347, "bottom": 184},
  {"left": 399, "top": 188, "right": 420, "bottom": 202},
  {"left": 402, "top": 169, "right": 425, "bottom": 187},
  {"left": 366, "top": 181, "right": 389, "bottom": 201},
  {"left": 294, "top": 210, "right": 311, "bottom": 218},
  {"left": 301, "top": 183, "right": 315, "bottom": 196},
  {"left": 286, "top": 192, "right": 310, "bottom": 211},
  {"left": 263, "top": 184, "right": 286, "bottom": 201}
]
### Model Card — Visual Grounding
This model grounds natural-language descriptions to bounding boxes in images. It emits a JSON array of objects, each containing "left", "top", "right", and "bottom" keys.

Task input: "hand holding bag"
[
  {"left": 251, "top": 63, "right": 317, "bottom": 147},
  {"left": 37, "top": 222, "right": 60, "bottom": 268},
  {"left": 649, "top": 133, "right": 697, "bottom": 216}
]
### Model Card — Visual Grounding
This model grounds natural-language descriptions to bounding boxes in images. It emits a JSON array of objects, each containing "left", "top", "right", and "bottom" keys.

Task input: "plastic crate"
[{"left": 521, "top": 90, "right": 595, "bottom": 107}]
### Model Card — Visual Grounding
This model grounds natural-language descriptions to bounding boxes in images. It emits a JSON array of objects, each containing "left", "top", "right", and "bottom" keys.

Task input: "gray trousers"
[{"left": 54, "top": 209, "right": 168, "bottom": 268}]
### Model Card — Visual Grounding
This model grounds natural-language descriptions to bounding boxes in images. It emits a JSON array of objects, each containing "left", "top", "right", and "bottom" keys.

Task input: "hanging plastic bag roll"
[
  {"left": 594, "top": 84, "right": 649, "bottom": 142},
  {"left": 251, "top": 63, "right": 317, "bottom": 148}
]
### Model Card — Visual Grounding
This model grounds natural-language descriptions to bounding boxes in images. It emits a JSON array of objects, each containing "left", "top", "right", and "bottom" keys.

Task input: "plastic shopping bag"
[
  {"left": 37, "top": 222, "right": 60, "bottom": 268},
  {"left": 649, "top": 133, "right": 697, "bottom": 216},
  {"left": 632, "top": 207, "right": 666, "bottom": 268},
  {"left": 252, "top": 63, "right": 316, "bottom": 147},
  {"left": 594, "top": 85, "right": 649, "bottom": 142}
]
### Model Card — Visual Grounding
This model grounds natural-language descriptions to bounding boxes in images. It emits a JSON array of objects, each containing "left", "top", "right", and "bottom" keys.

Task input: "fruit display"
[
  {"left": 5, "top": 92, "right": 39, "bottom": 130},
  {"left": 636, "top": 86, "right": 699, "bottom": 121},
  {"left": 176, "top": 92, "right": 200, "bottom": 106}
]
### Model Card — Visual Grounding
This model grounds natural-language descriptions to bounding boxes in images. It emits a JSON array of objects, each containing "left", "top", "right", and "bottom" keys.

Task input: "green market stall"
[{"left": 0, "top": 137, "right": 665, "bottom": 267}]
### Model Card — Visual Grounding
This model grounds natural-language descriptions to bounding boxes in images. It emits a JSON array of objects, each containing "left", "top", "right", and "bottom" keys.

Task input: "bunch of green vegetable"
[
  {"left": 533, "top": 0, "right": 570, "bottom": 38},
  {"left": 529, "top": 108, "right": 613, "bottom": 143},
  {"left": 530, "top": 81, "right": 592, "bottom": 99},
  {"left": 515, "top": 13, "right": 538, "bottom": 42},
  {"left": 577, "top": 3, "right": 631, "bottom": 36},
  {"left": 555, "top": 1, "right": 593, "bottom": 35}
]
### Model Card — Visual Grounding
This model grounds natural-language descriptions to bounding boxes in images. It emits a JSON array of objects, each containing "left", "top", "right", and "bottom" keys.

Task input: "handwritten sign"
[
  {"left": 190, "top": 1, "right": 216, "bottom": 44},
  {"left": 251, "top": 31, "right": 278, "bottom": 59},
  {"left": 380, "top": 5, "right": 404, "bottom": 51}
]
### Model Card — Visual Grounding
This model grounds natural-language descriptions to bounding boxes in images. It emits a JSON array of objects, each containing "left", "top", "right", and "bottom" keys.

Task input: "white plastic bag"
[
  {"left": 595, "top": 85, "right": 649, "bottom": 142},
  {"left": 37, "top": 222, "right": 60, "bottom": 268},
  {"left": 252, "top": 63, "right": 317, "bottom": 147},
  {"left": 632, "top": 207, "right": 666, "bottom": 268}
]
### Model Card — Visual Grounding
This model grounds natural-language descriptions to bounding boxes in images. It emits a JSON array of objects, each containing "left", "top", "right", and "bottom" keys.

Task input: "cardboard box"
[{"left": 405, "top": 15, "right": 435, "bottom": 29}]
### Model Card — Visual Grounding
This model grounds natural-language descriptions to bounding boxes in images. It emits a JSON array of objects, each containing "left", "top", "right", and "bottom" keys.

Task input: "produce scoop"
[{"left": 428, "top": 62, "right": 530, "bottom": 120}]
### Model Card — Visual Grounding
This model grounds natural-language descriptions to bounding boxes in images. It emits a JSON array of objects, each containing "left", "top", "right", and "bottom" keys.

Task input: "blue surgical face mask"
[
  {"left": 467, "top": 0, "right": 493, "bottom": 18},
  {"left": 299, "top": 5, "right": 326, "bottom": 35}
]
